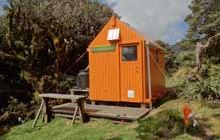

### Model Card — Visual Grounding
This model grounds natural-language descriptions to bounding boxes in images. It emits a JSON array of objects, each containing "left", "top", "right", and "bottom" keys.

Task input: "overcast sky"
[
  {"left": 102, "top": 0, "right": 192, "bottom": 44},
  {"left": 0, "top": 0, "right": 192, "bottom": 44},
  {"left": 0, "top": 0, "right": 6, "bottom": 15},
  {"left": 0, "top": 0, "right": 3, "bottom": 14}
]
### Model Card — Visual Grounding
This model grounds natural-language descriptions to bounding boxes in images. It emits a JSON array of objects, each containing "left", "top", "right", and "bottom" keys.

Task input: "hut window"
[{"left": 122, "top": 46, "right": 137, "bottom": 61}]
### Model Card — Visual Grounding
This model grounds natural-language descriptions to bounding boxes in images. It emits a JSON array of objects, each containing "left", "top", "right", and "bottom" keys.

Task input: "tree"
[
  {"left": 0, "top": 0, "right": 114, "bottom": 110},
  {"left": 0, "top": 0, "right": 114, "bottom": 92},
  {"left": 185, "top": 0, "right": 220, "bottom": 64},
  {"left": 185, "top": 0, "right": 220, "bottom": 43}
]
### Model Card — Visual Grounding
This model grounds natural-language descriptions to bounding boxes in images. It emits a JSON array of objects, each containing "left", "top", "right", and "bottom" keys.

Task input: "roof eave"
[{"left": 146, "top": 40, "right": 166, "bottom": 51}]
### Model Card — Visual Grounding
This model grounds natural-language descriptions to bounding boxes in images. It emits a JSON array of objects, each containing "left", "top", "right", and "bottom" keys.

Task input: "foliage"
[
  {"left": 58, "top": 74, "right": 76, "bottom": 91},
  {"left": 0, "top": 0, "right": 114, "bottom": 128},
  {"left": 174, "top": 39, "right": 194, "bottom": 51},
  {"left": 0, "top": 0, "right": 114, "bottom": 89},
  {"left": 1, "top": 0, "right": 114, "bottom": 78},
  {"left": 166, "top": 64, "right": 220, "bottom": 101},
  {"left": 0, "top": 1, "right": 113, "bottom": 87},
  {"left": 174, "top": 0, "right": 220, "bottom": 101},
  {"left": 185, "top": 0, "right": 220, "bottom": 43},
  {"left": 165, "top": 53, "right": 180, "bottom": 74},
  {"left": 156, "top": 40, "right": 180, "bottom": 74},
  {"left": 186, "top": 65, "right": 220, "bottom": 101},
  {"left": 0, "top": 96, "right": 36, "bottom": 135},
  {"left": 205, "top": 33, "right": 220, "bottom": 64},
  {"left": 183, "top": 0, "right": 220, "bottom": 65},
  {"left": 176, "top": 51, "right": 196, "bottom": 68}
]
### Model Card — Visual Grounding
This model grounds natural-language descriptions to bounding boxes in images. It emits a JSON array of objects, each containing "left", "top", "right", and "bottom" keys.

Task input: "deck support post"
[
  {"left": 78, "top": 99, "right": 86, "bottom": 122},
  {"left": 32, "top": 100, "right": 44, "bottom": 127},
  {"left": 141, "top": 103, "right": 147, "bottom": 108},
  {"left": 71, "top": 99, "right": 87, "bottom": 125},
  {"left": 43, "top": 98, "right": 51, "bottom": 123},
  {"left": 71, "top": 105, "right": 79, "bottom": 125},
  {"left": 70, "top": 89, "right": 74, "bottom": 103},
  {"left": 91, "top": 101, "right": 96, "bottom": 105}
]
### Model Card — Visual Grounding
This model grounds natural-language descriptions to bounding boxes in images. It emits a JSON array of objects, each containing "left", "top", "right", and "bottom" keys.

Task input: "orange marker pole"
[{"left": 183, "top": 102, "right": 192, "bottom": 126}]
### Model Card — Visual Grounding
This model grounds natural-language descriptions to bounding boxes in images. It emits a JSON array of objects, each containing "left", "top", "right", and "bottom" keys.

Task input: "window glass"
[{"left": 122, "top": 46, "right": 137, "bottom": 61}]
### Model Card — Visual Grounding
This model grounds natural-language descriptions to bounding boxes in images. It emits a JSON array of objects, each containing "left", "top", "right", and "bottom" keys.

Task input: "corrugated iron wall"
[
  {"left": 88, "top": 16, "right": 165, "bottom": 104},
  {"left": 89, "top": 17, "right": 145, "bottom": 102}
]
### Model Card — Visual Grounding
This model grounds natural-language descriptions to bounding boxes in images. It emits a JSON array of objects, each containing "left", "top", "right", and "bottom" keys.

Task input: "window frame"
[{"left": 121, "top": 45, "right": 138, "bottom": 62}]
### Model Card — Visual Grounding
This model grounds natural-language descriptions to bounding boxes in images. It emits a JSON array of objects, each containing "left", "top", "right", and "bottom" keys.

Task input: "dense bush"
[
  {"left": 0, "top": 0, "right": 114, "bottom": 131},
  {"left": 165, "top": 51, "right": 180, "bottom": 74},
  {"left": 187, "top": 65, "right": 220, "bottom": 101},
  {"left": 155, "top": 40, "right": 180, "bottom": 74},
  {"left": 206, "top": 33, "right": 220, "bottom": 64},
  {"left": 176, "top": 50, "right": 196, "bottom": 68},
  {"left": 58, "top": 74, "right": 76, "bottom": 92}
]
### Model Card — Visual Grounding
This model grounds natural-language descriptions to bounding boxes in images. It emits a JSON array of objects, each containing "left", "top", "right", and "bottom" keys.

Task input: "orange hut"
[{"left": 88, "top": 16, "right": 165, "bottom": 108}]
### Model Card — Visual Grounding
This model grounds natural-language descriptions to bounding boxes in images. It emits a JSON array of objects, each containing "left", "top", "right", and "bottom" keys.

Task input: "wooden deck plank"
[
  {"left": 69, "top": 88, "right": 89, "bottom": 92},
  {"left": 52, "top": 103, "right": 150, "bottom": 121},
  {"left": 39, "top": 94, "right": 87, "bottom": 100},
  {"left": 52, "top": 103, "right": 71, "bottom": 109}
]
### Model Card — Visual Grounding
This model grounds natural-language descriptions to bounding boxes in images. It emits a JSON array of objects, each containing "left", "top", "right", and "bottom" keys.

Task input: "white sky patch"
[
  {"left": 105, "top": 0, "right": 192, "bottom": 44},
  {"left": 0, "top": 0, "right": 7, "bottom": 15}
]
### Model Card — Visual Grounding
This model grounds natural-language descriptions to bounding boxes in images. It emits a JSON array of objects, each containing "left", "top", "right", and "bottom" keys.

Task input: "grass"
[
  {"left": 1, "top": 98, "right": 220, "bottom": 140},
  {"left": 1, "top": 118, "right": 137, "bottom": 140},
  {"left": 166, "top": 67, "right": 193, "bottom": 88}
]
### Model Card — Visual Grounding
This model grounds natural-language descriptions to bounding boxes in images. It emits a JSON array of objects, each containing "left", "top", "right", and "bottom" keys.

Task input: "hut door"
[{"left": 119, "top": 44, "right": 143, "bottom": 102}]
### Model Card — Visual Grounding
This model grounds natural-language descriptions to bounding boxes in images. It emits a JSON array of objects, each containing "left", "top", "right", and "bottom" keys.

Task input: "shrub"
[
  {"left": 176, "top": 51, "right": 196, "bottom": 68},
  {"left": 58, "top": 74, "right": 76, "bottom": 92},
  {"left": 187, "top": 65, "right": 220, "bottom": 101},
  {"left": 136, "top": 109, "right": 184, "bottom": 140}
]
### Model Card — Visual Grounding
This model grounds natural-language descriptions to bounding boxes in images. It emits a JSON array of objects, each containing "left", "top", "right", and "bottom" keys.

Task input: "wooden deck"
[{"left": 53, "top": 103, "right": 150, "bottom": 121}]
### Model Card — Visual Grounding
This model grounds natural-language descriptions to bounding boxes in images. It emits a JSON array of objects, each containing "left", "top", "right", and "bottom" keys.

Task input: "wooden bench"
[{"left": 32, "top": 93, "right": 88, "bottom": 127}]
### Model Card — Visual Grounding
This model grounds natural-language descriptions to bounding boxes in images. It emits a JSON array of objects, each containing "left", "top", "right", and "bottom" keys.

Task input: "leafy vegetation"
[
  {"left": 184, "top": 65, "right": 220, "bottom": 101},
  {"left": 0, "top": 0, "right": 114, "bottom": 133},
  {"left": 185, "top": 0, "right": 220, "bottom": 43},
  {"left": 156, "top": 40, "right": 180, "bottom": 74},
  {"left": 164, "top": 0, "right": 220, "bottom": 102}
]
